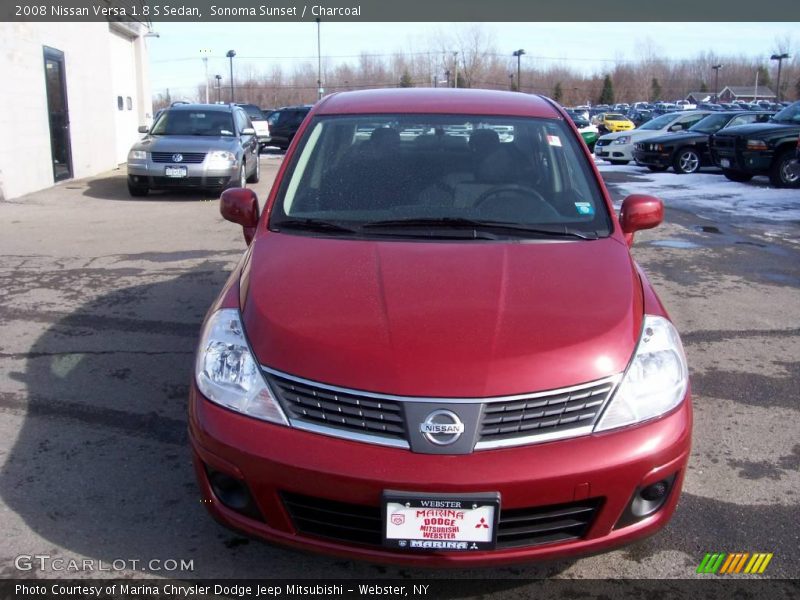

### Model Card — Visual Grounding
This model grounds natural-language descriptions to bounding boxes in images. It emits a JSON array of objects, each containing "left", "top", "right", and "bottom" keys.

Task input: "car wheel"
[
  {"left": 769, "top": 148, "right": 800, "bottom": 188},
  {"left": 722, "top": 169, "right": 753, "bottom": 183},
  {"left": 609, "top": 160, "right": 630, "bottom": 166},
  {"left": 673, "top": 148, "right": 700, "bottom": 174},
  {"left": 127, "top": 183, "right": 149, "bottom": 197},
  {"left": 247, "top": 155, "right": 260, "bottom": 184},
  {"left": 647, "top": 165, "right": 669, "bottom": 172},
  {"left": 233, "top": 164, "right": 246, "bottom": 188}
]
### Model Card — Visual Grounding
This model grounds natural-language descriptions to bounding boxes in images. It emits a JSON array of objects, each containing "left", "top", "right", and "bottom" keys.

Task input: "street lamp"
[
  {"left": 214, "top": 74, "right": 222, "bottom": 103},
  {"left": 770, "top": 52, "right": 790, "bottom": 102},
  {"left": 316, "top": 18, "right": 323, "bottom": 100},
  {"left": 200, "top": 48, "right": 211, "bottom": 103},
  {"left": 711, "top": 64, "right": 723, "bottom": 103},
  {"left": 226, "top": 49, "right": 236, "bottom": 103},
  {"left": 512, "top": 49, "right": 525, "bottom": 92}
]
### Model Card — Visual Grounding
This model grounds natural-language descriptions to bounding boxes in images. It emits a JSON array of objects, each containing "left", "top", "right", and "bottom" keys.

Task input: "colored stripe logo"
[{"left": 697, "top": 552, "right": 773, "bottom": 574}]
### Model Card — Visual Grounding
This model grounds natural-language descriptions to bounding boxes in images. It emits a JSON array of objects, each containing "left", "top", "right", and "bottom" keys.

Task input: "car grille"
[
  {"left": 710, "top": 135, "right": 736, "bottom": 149},
  {"left": 265, "top": 368, "right": 617, "bottom": 450},
  {"left": 151, "top": 152, "right": 206, "bottom": 163},
  {"left": 265, "top": 371, "right": 407, "bottom": 442},
  {"left": 281, "top": 492, "right": 602, "bottom": 550},
  {"left": 478, "top": 380, "right": 614, "bottom": 444}
]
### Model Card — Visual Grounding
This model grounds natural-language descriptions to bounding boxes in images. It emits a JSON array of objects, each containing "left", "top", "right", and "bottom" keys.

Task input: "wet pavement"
[{"left": 0, "top": 157, "right": 798, "bottom": 587}]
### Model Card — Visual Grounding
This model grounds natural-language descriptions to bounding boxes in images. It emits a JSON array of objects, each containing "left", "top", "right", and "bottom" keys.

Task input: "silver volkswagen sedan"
[{"left": 127, "top": 103, "right": 260, "bottom": 196}]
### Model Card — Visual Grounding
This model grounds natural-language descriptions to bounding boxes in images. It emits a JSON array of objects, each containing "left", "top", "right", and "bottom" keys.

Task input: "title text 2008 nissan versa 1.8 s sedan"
[{"left": 189, "top": 88, "right": 692, "bottom": 567}]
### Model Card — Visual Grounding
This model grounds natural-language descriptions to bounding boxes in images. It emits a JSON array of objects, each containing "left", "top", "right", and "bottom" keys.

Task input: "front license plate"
[
  {"left": 165, "top": 166, "right": 187, "bottom": 178},
  {"left": 720, "top": 158, "right": 731, "bottom": 168},
  {"left": 382, "top": 491, "right": 500, "bottom": 551}
]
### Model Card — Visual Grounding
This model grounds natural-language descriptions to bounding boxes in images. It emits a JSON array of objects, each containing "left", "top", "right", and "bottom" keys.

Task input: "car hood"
[
  {"left": 600, "top": 128, "right": 666, "bottom": 142},
  {"left": 131, "top": 135, "right": 239, "bottom": 153},
  {"left": 714, "top": 122, "right": 799, "bottom": 137},
  {"left": 241, "top": 234, "right": 643, "bottom": 398},
  {"left": 640, "top": 131, "right": 708, "bottom": 145}
]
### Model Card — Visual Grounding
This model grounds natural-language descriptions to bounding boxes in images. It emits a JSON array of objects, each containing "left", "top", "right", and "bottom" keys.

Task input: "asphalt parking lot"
[{"left": 0, "top": 155, "right": 798, "bottom": 585}]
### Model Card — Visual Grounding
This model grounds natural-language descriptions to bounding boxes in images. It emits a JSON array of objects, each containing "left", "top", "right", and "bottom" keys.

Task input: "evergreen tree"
[
  {"left": 756, "top": 65, "right": 772, "bottom": 89},
  {"left": 599, "top": 75, "right": 615, "bottom": 105},
  {"left": 650, "top": 78, "right": 662, "bottom": 102},
  {"left": 552, "top": 82, "right": 563, "bottom": 103},
  {"left": 399, "top": 70, "right": 414, "bottom": 88},
  {"left": 699, "top": 81, "right": 709, "bottom": 93}
]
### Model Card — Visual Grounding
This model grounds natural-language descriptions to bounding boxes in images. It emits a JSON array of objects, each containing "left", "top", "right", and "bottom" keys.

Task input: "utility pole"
[
  {"left": 711, "top": 64, "right": 723, "bottom": 103},
  {"left": 512, "top": 49, "right": 525, "bottom": 92},
  {"left": 453, "top": 51, "right": 459, "bottom": 88},
  {"left": 509, "top": 73, "right": 514, "bottom": 91},
  {"left": 316, "top": 18, "right": 323, "bottom": 100},
  {"left": 754, "top": 69, "right": 759, "bottom": 103},
  {"left": 770, "top": 52, "right": 790, "bottom": 102},
  {"left": 215, "top": 75, "right": 222, "bottom": 103},
  {"left": 226, "top": 50, "right": 236, "bottom": 102},
  {"left": 200, "top": 48, "right": 211, "bottom": 103}
]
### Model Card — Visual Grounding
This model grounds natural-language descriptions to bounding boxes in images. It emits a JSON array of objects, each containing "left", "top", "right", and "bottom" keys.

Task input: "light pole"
[
  {"left": 215, "top": 75, "right": 222, "bottom": 103},
  {"left": 316, "top": 18, "right": 323, "bottom": 100},
  {"left": 512, "top": 49, "right": 525, "bottom": 92},
  {"left": 226, "top": 49, "right": 236, "bottom": 103},
  {"left": 770, "top": 53, "right": 790, "bottom": 102},
  {"left": 453, "top": 51, "right": 459, "bottom": 88},
  {"left": 711, "top": 64, "right": 723, "bottom": 103},
  {"left": 508, "top": 73, "right": 514, "bottom": 91},
  {"left": 200, "top": 48, "right": 211, "bottom": 103}
]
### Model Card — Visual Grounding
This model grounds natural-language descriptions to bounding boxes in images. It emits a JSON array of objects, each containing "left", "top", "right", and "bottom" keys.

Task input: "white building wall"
[{"left": 0, "top": 22, "right": 152, "bottom": 200}]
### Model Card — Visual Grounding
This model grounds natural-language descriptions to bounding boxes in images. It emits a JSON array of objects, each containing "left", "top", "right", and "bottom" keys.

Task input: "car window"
[
  {"left": 267, "top": 111, "right": 281, "bottom": 126},
  {"left": 639, "top": 113, "right": 679, "bottom": 130},
  {"left": 271, "top": 114, "right": 611, "bottom": 238},
  {"left": 688, "top": 113, "right": 730, "bottom": 134},
  {"left": 678, "top": 114, "right": 706, "bottom": 128},
  {"left": 772, "top": 103, "right": 800, "bottom": 124},
  {"left": 151, "top": 110, "right": 235, "bottom": 137}
]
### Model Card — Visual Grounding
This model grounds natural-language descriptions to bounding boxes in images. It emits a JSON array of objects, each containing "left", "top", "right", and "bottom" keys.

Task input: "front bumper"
[
  {"left": 595, "top": 142, "right": 634, "bottom": 161},
  {"left": 710, "top": 147, "right": 773, "bottom": 174},
  {"left": 188, "top": 382, "right": 692, "bottom": 566},
  {"left": 633, "top": 149, "right": 672, "bottom": 168},
  {"left": 127, "top": 160, "right": 238, "bottom": 189}
]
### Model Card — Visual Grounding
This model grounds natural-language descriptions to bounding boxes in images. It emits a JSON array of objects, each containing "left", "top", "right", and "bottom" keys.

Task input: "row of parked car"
[{"left": 569, "top": 101, "right": 800, "bottom": 187}]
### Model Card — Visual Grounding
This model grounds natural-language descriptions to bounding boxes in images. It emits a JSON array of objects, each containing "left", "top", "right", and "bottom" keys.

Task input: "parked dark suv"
[
  {"left": 265, "top": 105, "right": 312, "bottom": 150},
  {"left": 709, "top": 101, "right": 800, "bottom": 187},
  {"left": 127, "top": 103, "right": 260, "bottom": 196}
]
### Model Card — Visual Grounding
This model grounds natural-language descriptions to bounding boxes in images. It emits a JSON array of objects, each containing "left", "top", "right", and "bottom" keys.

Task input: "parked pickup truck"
[{"left": 709, "top": 101, "right": 800, "bottom": 187}]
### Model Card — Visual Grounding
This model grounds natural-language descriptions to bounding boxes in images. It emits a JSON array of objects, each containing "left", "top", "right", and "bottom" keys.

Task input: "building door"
[
  {"left": 43, "top": 47, "right": 72, "bottom": 182},
  {"left": 109, "top": 29, "right": 139, "bottom": 164}
]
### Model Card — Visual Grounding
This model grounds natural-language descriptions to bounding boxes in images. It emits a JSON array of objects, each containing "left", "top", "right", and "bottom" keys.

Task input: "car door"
[{"left": 235, "top": 109, "right": 257, "bottom": 172}]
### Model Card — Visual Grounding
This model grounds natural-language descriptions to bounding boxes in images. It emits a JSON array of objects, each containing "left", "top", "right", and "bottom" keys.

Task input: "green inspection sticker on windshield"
[{"left": 574, "top": 202, "right": 594, "bottom": 216}]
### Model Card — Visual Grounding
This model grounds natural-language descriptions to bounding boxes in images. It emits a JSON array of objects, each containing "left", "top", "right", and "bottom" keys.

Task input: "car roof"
[
  {"left": 315, "top": 88, "right": 562, "bottom": 119},
  {"left": 168, "top": 103, "right": 235, "bottom": 112}
]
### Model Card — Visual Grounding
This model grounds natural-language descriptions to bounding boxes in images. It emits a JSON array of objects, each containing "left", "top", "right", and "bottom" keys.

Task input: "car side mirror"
[
  {"left": 619, "top": 194, "right": 663, "bottom": 247},
  {"left": 241, "top": 127, "right": 255, "bottom": 136},
  {"left": 669, "top": 124, "right": 683, "bottom": 132},
  {"left": 220, "top": 188, "right": 260, "bottom": 245},
  {"left": 138, "top": 125, "right": 149, "bottom": 134}
]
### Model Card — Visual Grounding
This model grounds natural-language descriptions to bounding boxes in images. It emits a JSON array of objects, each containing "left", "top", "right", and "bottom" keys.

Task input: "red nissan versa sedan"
[{"left": 189, "top": 88, "right": 692, "bottom": 566}]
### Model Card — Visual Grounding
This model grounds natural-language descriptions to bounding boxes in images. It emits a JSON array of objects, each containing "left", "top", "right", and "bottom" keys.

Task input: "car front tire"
[
  {"left": 769, "top": 148, "right": 800, "bottom": 188},
  {"left": 127, "top": 183, "right": 149, "bottom": 197},
  {"left": 247, "top": 155, "right": 260, "bottom": 184},
  {"left": 673, "top": 148, "right": 701, "bottom": 174}
]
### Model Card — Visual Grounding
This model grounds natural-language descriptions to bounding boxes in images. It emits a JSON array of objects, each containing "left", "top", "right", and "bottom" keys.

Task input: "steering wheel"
[{"left": 473, "top": 184, "right": 560, "bottom": 220}]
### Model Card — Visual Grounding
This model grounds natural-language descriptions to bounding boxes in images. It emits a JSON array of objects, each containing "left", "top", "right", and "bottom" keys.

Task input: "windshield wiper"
[
  {"left": 273, "top": 218, "right": 361, "bottom": 234},
  {"left": 361, "top": 217, "right": 598, "bottom": 240}
]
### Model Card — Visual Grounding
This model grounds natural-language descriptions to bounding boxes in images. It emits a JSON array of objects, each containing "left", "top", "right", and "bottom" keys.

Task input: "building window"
[
  {"left": 117, "top": 96, "right": 123, "bottom": 110},
  {"left": 126, "top": 96, "right": 132, "bottom": 110}
]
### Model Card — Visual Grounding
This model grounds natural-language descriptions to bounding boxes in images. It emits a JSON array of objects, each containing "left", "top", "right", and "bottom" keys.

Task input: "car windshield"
[
  {"left": 270, "top": 114, "right": 611, "bottom": 239},
  {"left": 689, "top": 113, "right": 731, "bottom": 133},
  {"left": 771, "top": 103, "right": 800, "bottom": 124},
  {"left": 639, "top": 113, "right": 679, "bottom": 130},
  {"left": 240, "top": 105, "right": 265, "bottom": 120},
  {"left": 605, "top": 114, "right": 626, "bottom": 121},
  {"left": 151, "top": 110, "right": 235, "bottom": 136}
]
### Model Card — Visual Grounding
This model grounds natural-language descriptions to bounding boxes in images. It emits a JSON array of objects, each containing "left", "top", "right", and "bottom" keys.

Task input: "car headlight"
[
  {"left": 746, "top": 139, "right": 768, "bottom": 151},
  {"left": 195, "top": 308, "right": 288, "bottom": 425},
  {"left": 128, "top": 150, "right": 147, "bottom": 160},
  {"left": 614, "top": 136, "right": 631, "bottom": 145},
  {"left": 206, "top": 150, "right": 237, "bottom": 169},
  {"left": 595, "top": 315, "right": 688, "bottom": 432}
]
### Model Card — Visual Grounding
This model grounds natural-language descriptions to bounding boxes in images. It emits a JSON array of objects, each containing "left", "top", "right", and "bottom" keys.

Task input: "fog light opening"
[
  {"left": 204, "top": 465, "right": 264, "bottom": 522},
  {"left": 615, "top": 473, "right": 677, "bottom": 529}
]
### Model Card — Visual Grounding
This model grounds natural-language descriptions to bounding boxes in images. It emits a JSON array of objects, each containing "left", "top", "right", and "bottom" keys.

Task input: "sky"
[{"left": 146, "top": 22, "right": 797, "bottom": 99}]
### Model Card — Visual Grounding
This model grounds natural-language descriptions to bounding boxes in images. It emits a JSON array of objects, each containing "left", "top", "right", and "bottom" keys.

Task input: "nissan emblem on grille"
[
  {"left": 172, "top": 153, "right": 183, "bottom": 162},
  {"left": 420, "top": 410, "right": 465, "bottom": 445}
]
